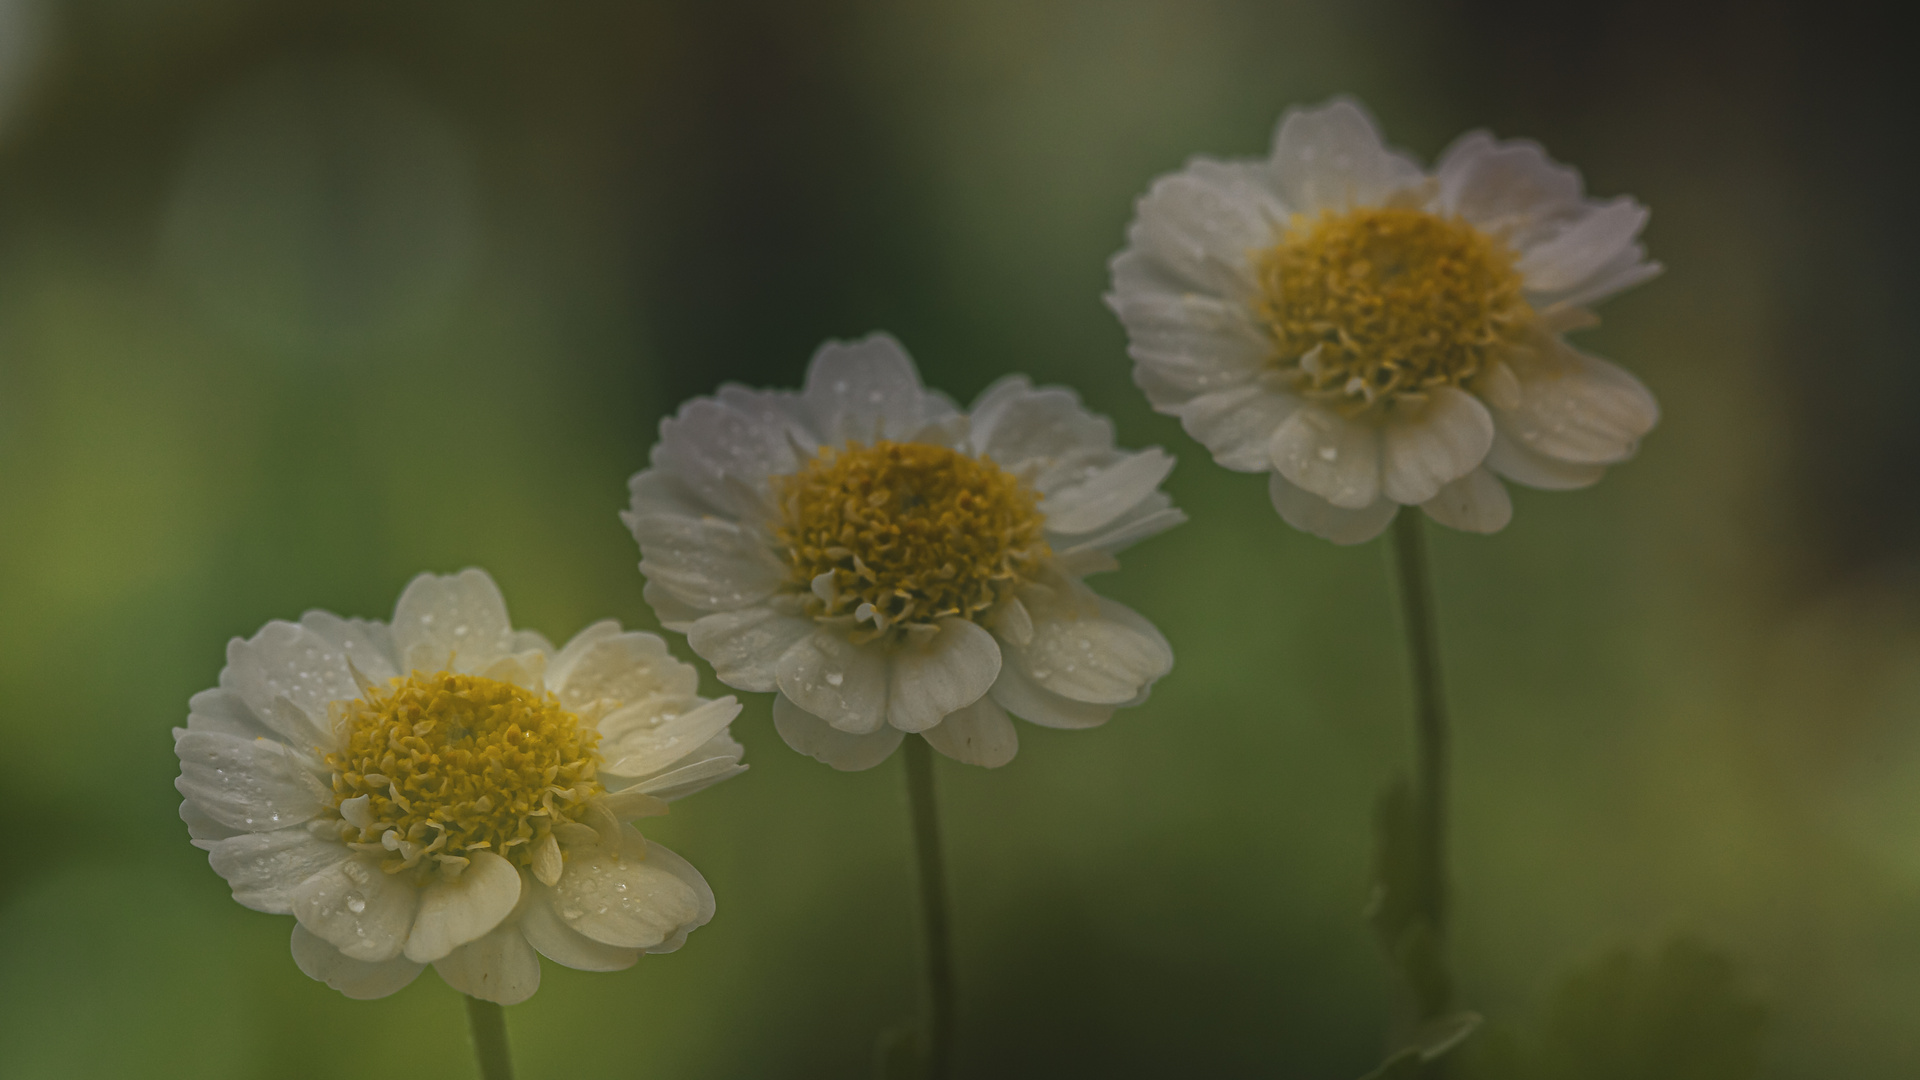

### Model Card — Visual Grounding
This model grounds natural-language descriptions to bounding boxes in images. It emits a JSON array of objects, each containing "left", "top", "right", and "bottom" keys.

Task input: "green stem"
[
  {"left": 903, "top": 735, "right": 956, "bottom": 1080},
  {"left": 464, "top": 996, "right": 514, "bottom": 1080},
  {"left": 1390, "top": 510, "right": 1451, "bottom": 1019}
]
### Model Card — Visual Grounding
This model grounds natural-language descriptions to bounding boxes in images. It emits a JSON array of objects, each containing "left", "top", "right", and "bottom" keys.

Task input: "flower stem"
[
  {"left": 464, "top": 996, "right": 514, "bottom": 1080},
  {"left": 1389, "top": 510, "right": 1451, "bottom": 1018},
  {"left": 902, "top": 735, "right": 957, "bottom": 1080}
]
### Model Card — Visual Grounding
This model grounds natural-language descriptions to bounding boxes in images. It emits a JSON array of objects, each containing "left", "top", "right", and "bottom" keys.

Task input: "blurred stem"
[
  {"left": 903, "top": 735, "right": 957, "bottom": 1080},
  {"left": 1390, "top": 510, "right": 1451, "bottom": 1018},
  {"left": 464, "top": 996, "right": 514, "bottom": 1080}
]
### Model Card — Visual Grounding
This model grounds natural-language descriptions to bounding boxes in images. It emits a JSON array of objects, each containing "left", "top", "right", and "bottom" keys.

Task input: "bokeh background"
[{"left": 2, "top": 1, "right": 1915, "bottom": 1076}]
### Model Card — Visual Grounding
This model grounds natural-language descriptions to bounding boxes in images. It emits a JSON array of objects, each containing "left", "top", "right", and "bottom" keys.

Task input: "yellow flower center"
[
  {"left": 1254, "top": 206, "right": 1532, "bottom": 409},
  {"left": 324, "top": 672, "right": 603, "bottom": 876},
  {"left": 774, "top": 440, "right": 1050, "bottom": 637}
]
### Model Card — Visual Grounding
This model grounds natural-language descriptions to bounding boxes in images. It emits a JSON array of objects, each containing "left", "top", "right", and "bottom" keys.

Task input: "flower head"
[
  {"left": 625, "top": 334, "right": 1181, "bottom": 770},
  {"left": 174, "top": 569, "right": 745, "bottom": 1004},
  {"left": 1108, "top": 98, "right": 1662, "bottom": 543}
]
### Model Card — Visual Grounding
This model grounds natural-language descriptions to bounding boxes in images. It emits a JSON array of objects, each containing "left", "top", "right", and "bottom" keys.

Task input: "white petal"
[
  {"left": 1108, "top": 285, "right": 1270, "bottom": 408},
  {"left": 886, "top": 618, "right": 1002, "bottom": 732},
  {"left": 552, "top": 827, "right": 705, "bottom": 950},
  {"left": 1270, "top": 404, "right": 1383, "bottom": 509},
  {"left": 686, "top": 606, "right": 816, "bottom": 694},
  {"left": 920, "top": 696, "right": 1018, "bottom": 768},
  {"left": 772, "top": 695, "right": 905, "bottom": 770},
  {"left": 802, "top": 333, "right": 932, "bottom": 444},
  {"left": 1122, "top": 158, "right": 1284, "bottom": 297},
  {"left": 1434, "top": 132, "right": 1584, "bottom": 244},
  {"left": 776, "top": 629, "right": 890, "bottom": 735},
  {"left": 630, "top": 730, "right": 748, "bottom": 800},
  {"left": 292, "top": 856, "right": 419, "bottom": 962},
  {"left": 1015, "top": 592, "right": 1171, "bottom": 705},
  {"left": 1269, "top": 98, "right": 1422, "bottom": 213},
  {"left": 184, "top": 687, "right": 274, "bottom": 740},
  {"left": 1514, "top": 198, "right": 1650, "bottom": 293},
  {"left": 631, "top": 513, "right": 786, "bottom": 612},
  {"left": 219, "top": 621, "right": 361, "bottom": 749},
  {"left": 1267, "top": 473, "right": 1398, "bottom": 545},
  {"left": 965, "top": 380, "right": 1115, "bottom": 477},
  {"left": 208, "top": 828, "right": 350, "bottom": 914},
  {"left": 603, "top": 697, "right": 744, "bottom": 777},
  {"left": 180, "top": 799, "right": 242, "bottom": 848},
  {"left": 1380, "top": 387, "right": 1495, "bottom": 505},
  {"left": 432, "top": 921, "right": 542, "bottom": 1005},
  {"left": 1495, "top": 345, "right": 1659, "bottom": 464},
  {"left": 631, "top": 838, "right": 717, "bottom": 954},
  {"left": 173, "top": 731, "right": 328, "bottom": 832},
  {"left": 550, "top": 627, "right": 696, "bottom": 716},
  {"left": 648, "top": 398, "right": 805, "bottom": 519},
  {"left": 1539, "top": 245, "right": 1661, "bottom": 308},
  {"left": 404, "top": 851, "right": 521, "bottom": 963},
  {"left": 296, "top": 611, "right": 400, "bottom": 684},
  {"left": 290, "top": 924, "right": 425, "bottom": 1000},
  {"left": 642, "top": 580, "right": 708, "bottom": 633},
  {"left": 1174, "top": 383, "right": 1303, "bottom": 473},
  {"left": 1040, "top": 449, "right": 1176, "bottom": 536},
  {"left": 988, "top": 659, "right": 1116, "bottom": 730},
  {"left": 390, "top": 568, "right": 517, "bottom": 675},
  {"left": 1483, "top": 430, "right": 1605, "bottom": 490},
  {"left": 1421, "top": 468, "right": 1514, "bottom": 534},
  {"left": 520, "top": 882, "right": 642, "bottom": 972}
]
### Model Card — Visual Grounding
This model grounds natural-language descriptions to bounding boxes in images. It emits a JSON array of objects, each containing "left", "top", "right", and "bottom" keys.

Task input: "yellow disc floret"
[
  {"left": 325, "top": 672, "right": 603, "bottom": 877},
  {"left": 775, "top": 440, "right": 1049, "bottom": 637},
  {"left": 1254, "top": 206, "right": 1532, "bottom": 410}
]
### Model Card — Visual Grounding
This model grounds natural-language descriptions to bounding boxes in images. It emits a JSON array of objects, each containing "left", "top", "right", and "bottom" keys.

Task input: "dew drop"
[
  {"left": 1318, "top": 447, "right": 1339, "bottom": 462},
  {"left": 346, "top": 894, "right": 367, "bottom": 914},
  {"left": 826, "top": 672, "right": 844, "bottom": 687}
]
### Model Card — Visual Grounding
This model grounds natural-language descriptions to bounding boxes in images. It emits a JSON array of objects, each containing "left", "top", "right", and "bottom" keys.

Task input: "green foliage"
[{"left": 1459, "top": 938, "right": 1767, "bottom": 1080}]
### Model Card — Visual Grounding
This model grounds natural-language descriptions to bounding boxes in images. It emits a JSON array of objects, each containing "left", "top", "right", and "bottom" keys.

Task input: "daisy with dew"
[
  {"left": 174, "top": 568, "right": 743, "bottom": 1070},
  {"left": 1108, "top": 97, "right": 1660, "bottom": 544},
  {"left": 624, "top": 332, "right": 1181, "bottom": 772}
]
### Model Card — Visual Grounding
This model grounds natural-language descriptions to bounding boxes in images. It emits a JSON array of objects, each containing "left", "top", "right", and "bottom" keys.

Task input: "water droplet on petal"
[{"left": 826, "top": 672, "right": 844, "bottom": 687}]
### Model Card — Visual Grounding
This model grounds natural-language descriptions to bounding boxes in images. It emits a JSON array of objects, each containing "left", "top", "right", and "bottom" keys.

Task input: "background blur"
[{"left": 2, "top": 1, "right": 1916, "bottom": 1077}]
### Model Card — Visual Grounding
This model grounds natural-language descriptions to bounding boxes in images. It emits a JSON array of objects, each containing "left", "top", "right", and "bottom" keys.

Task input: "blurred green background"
[{"left": 2, "top": 1, "right": 1916, "bottom": 1077}]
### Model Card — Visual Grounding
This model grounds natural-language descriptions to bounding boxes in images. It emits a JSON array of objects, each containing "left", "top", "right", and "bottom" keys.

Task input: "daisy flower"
[
  {"left": 174, "top": 568, "right": 745, "bottom": 1005},
  {"left": 624, "top": 333, "right": 1181, "bottom": 771},
  {"left": 1108, "top": 98, "right": 1661, "bottom": 544}
]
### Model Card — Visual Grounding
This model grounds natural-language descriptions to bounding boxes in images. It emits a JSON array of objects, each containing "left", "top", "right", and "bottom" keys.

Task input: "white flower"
[
  {"left": 173, "top": 568, "right": 745, "bottom": 1004},
  {"left": 1108, "top": 98, "right": 1662, "bottom": 544},
  {"left": 624, "top": 333, "right": 1181, "bottom": 771}
]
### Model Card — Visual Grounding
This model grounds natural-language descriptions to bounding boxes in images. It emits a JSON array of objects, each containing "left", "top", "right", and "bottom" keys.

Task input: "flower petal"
[
  {"left": 1269, "top": 98, "right": 1422, "bottom": 213},
  {"left": 290, "top": 924, "right": 425, "bottom": 1000},
  {"left": 628, "top": 729, "right": 748, "bottom": 800},
  {"left": 173, "top": 731, "right": 328, "bottom": 832},
  {"left": 1014, "top": 592, "right": 1171, "bottom": 705},
  {"left": 1121, "top": 158, "right": 1284, "bottom": 297},
  {"left": 1269, "top": 404, "right": 1383, "bottom": 509},
  {"left": 1420, "top": 468, "right": 1513, "bottom": 534},
  {"left": 1040, "top": 449, "right": 1176, "bottom": 536},
  {"left": 776, "top": 629, "right": 890, "bottom": 735},
  {"left": 602, "top": 696, "right": 744, "bottom": 777},
  {"left": 965, "top": 379, "right": 1116, "bottom": 477},
  {"left": 552, "top": 828, "right": 705, "bottom": 950},
  {"left": 1174, "top": 383, "right": 1303, "bottom": 473},
  {"left": 183, "top": 687, "right": 275, "bottom": 740},
  {"left": 296, "top": 611, "right": 400, "bottom": 684},
  {"left": 391, "top": 568, "right": 517, "bottom": 675},
  {"left": 802, "top": 333, "right": 933, "bottom": 444},
  {"left": 988, "top": 659, "right": 1117, "bottom": 730},
  {"left": 648, "top": 398, "right": 805, "bottom": 520},
  {"left": 520, "top": 882, "right": 642, "bottom": 972},
  {"left": 630, "top": 838, "right": 717, "bottom": 954},
  {"left": 1380, "top": 387, "right": 1495, "bottom": 505},
  {"left": 1483, "top": 430, "right": 1605, "bottom": 490},
  {"left": 920, "top": 695, "right": 1018, "bottom": 768},
  {"left": 219, "top": 621, "right": 361, "bottom": 749},
  {"left": 1434, "top": 131, "right": 1584, "bottom": 245},
  {"left": 1108, "top": 285, "right": 1269, "bottom": 409},
  {"left": 772, "top": 695, "right": 905, "bottom": 770},
  {"left": 631, "top": 513, "right": 787, "bottom": 613},
  {"left": 1267, "top": 473, "right": 1398, "bottom": 545},
  {"left": 1495, "top": 345, "right": 1659, "bottom": 465},
  {"left": 886, "top": 618, "right": 1002, "bottom": 732},
  {"left": 207, "top": 828, "right": 351, "bottom": 914},
  {"left": 687, "top": 606, "right": 816, "bottom": 694},
  {"left": 432, "top": 921, "right": 542, "bottom": 1005},
  {"left": 292, "top": 855, "right": 419, "bottom": 962},
  {"left": 1514, "top": 198, "right": 1650, "bottom": 294},
  {"left": 550, "top": 627, "right": 697, "bottom": 717},
  {"left": 404, "top": 851, "right": 522, "bottom": 963}
]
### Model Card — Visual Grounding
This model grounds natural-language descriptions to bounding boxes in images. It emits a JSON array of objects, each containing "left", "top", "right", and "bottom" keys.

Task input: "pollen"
[
  {"left": 1254, "top": 206, "right": 1532, "bottom": 410},
  {"left": 774, "top": 441, "right": 1049, "bottom": 638},
  {"left": 324, "top": 672, "right": 603, "bottom": 877}
]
